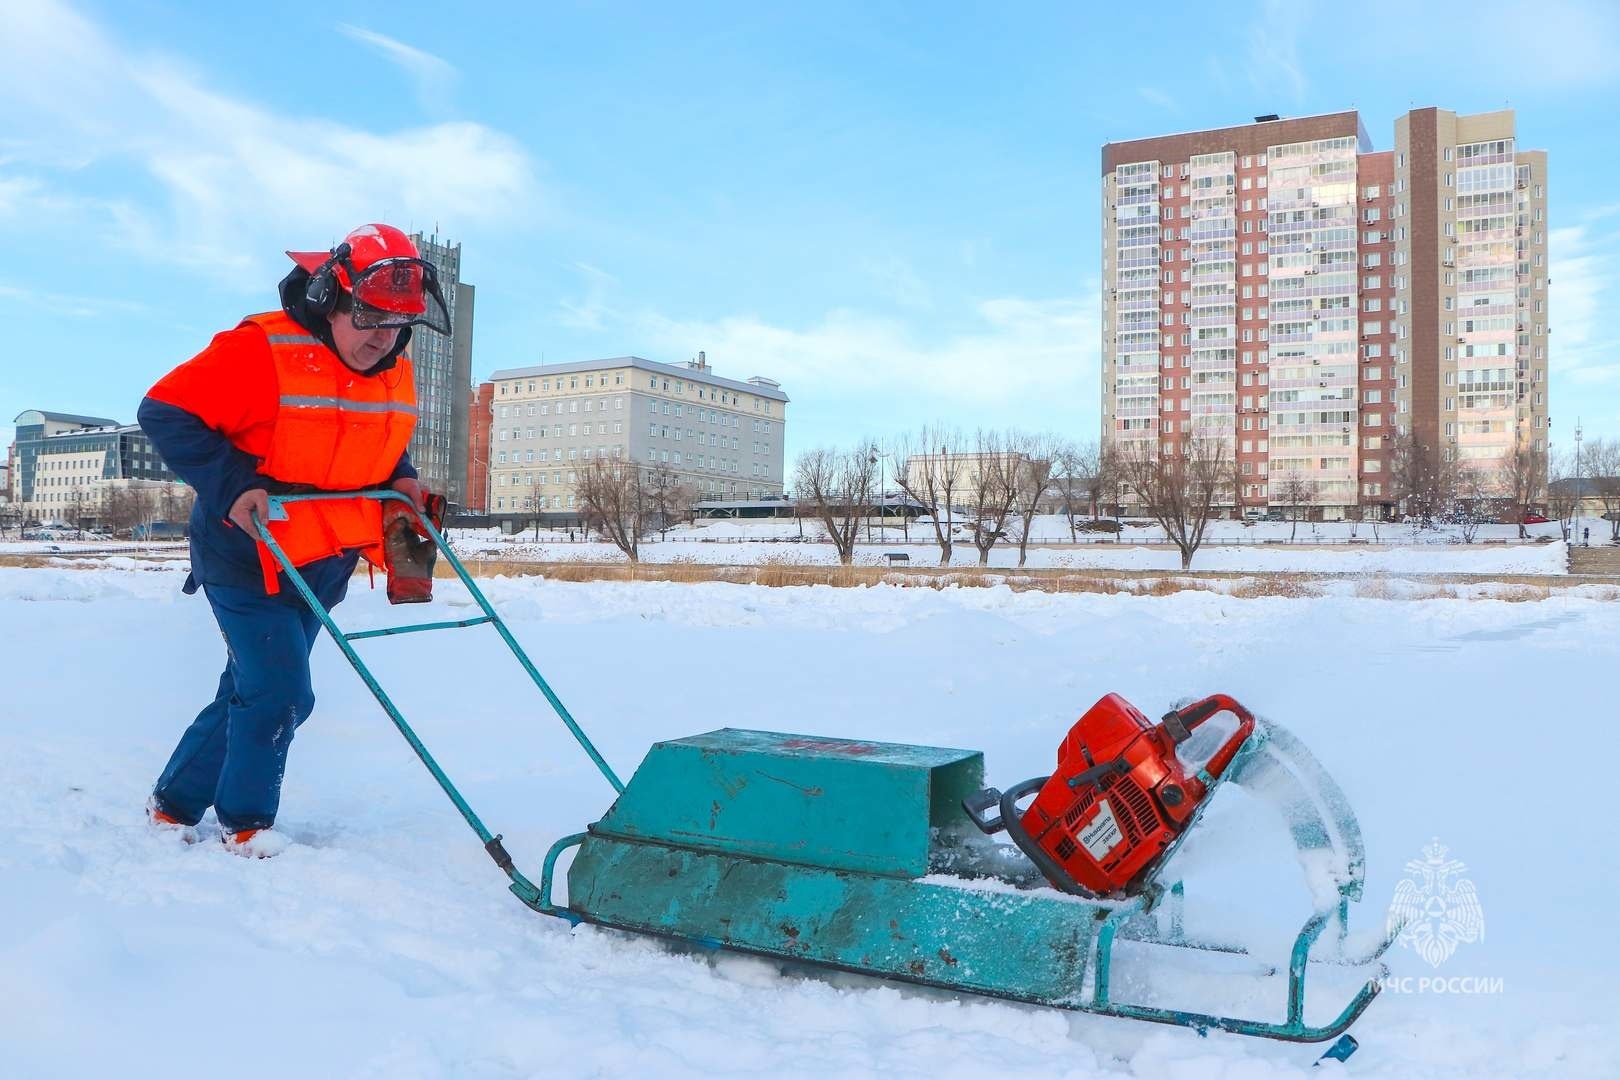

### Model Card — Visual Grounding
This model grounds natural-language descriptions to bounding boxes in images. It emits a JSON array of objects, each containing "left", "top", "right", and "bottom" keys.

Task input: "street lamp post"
[
  {"left": 867, "top": 445, "right": 879, "bottom": 543},
  {"left": 1574, "top": 417, "right": 1584, "bottom": 545},
  {"left": 877, "top": 451, "right": 885, "bottom": 541}
]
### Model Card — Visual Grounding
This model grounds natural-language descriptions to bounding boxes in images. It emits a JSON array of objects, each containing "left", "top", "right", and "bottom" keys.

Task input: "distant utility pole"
[{"left": 1574, "top": 417, "right": 1584, "bottom": 542}]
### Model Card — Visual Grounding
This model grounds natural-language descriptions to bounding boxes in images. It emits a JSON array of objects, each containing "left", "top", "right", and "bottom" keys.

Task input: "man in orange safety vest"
[{"left": 137, "top": 224, "right": 450, "bottom": 856}]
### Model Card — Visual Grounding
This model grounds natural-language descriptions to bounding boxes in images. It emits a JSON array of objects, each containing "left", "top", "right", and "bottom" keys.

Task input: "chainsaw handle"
[{"left": 1162, "top": 694, "right": 1255, "bottom": 782}]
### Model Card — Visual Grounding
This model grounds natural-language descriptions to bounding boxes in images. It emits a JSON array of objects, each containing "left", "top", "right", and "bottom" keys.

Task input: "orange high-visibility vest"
[{"left": 242, "top": 311, "right": 418, "bottom": 593}]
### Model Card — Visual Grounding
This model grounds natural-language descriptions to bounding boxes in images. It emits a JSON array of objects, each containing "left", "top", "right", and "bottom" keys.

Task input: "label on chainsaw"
[{"left": 1079, "top": 798, "right": 1125, "bottom": 861}]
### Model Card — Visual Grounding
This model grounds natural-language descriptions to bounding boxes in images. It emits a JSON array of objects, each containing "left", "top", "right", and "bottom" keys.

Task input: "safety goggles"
[{"left": 347, "top": 257, "right": 451, "bottom": 335}]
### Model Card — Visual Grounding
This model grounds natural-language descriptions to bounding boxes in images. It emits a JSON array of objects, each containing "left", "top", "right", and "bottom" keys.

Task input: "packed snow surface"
[{"left": 3, "top": 564, "right": 1616, "bottom": 1078}]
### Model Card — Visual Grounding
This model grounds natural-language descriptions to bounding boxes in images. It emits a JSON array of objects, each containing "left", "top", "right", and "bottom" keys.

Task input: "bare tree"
[
  {"left": 1453, "top": 466, "right": 1491, "bottom": 543},
  {"left": 793, "top": 445, "right": 877, "bottom": 565},
  {"left": 1582, "top": 438, "right": 1620, "bottom": 543},
  {"left": 1389, "top": 432, "right": 1459, "bottom": 528},
  {"left": 526, "top": 481, "right": 547, "bottom": 540},
  {"left": 644, "top": 462, "right": 693, "bottom": 539},
  {"left": 1010, "top": 432, "right": 1058, "bottom": 567},
  {"left": 1546, "top": 446, "right": 1581, "bottom": 543},
  {"left": 892, "top": 427, "right": 964, "bottom": 566},
  {"left": 574, "top": 458, "right": 647, "bottom": 561},
  {"left": 1116, "top": 435, "right": 1235, "bottom": 570},
  {"left": 1056, "top": 439, "right": 1108, "bottom": 541},
  {"left": 101, "top": 486, "right": 142, "bottom": 538},
  {"left": 960, "top": 431, "right": 1021, "bottom": 567},
  {"left": 1496, "top": 438, "right": 1548, "bottom": 539},
  {"left": 154, "top": 483, "right": 193, "bottom": 537},
  {"left": 67, "top": 486, "right": 95, "bottom": 539},
  {"left": 1276, "top": 472, "right": 1315, "bottom": 542},
  {"left": 106, "top": 486, "right": 154, "bottom": 539}
]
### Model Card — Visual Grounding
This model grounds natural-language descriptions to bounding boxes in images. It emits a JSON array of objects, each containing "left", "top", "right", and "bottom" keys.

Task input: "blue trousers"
[{"left": 153, "top": 571, "right": 349, "bottom": 832}]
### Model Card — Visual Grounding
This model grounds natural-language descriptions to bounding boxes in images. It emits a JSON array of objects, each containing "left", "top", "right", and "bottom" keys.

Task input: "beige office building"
[{"left": 484, "top": 353, "right": 788, "bottom": 515}]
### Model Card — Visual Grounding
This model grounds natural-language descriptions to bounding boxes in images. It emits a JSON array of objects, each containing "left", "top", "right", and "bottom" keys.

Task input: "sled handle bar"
[{"left": 251, "top": 490, "right": 624, "bottom": 913}]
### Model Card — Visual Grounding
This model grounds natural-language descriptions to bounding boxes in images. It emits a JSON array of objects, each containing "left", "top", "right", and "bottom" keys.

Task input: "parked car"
[
  {"left": 1521, "top": 512, "right": 1551, "bottom": 525},
  {"left": 1242, "top": 509, "right": 1264, "bottom": 521},
  {"left": 1262, "top": 510, "right": 1286, "bottom": 522}
]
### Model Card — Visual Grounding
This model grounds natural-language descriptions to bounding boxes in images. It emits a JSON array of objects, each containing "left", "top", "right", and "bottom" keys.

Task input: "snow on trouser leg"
[{"left": 202, "top": 583, "right": 322, "bottom": 833}]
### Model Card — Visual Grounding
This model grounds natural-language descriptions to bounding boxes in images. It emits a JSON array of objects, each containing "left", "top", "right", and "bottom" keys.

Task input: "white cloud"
[
  {"left": 336, "top": 24, "right": 457, "bottom": 113},
  {"left": 1546, "top": 215, "right": 1620, "bottom": 443},
  {"left": 859, "top": 256, "right": 932, "bottom": 309},
  {"left": 0, "top": 283, "right": 152, "bottom": 319},
  {"left": 1550, "top": 217, "right": 1620, "bottom": 386},
  {"left": 1453, "top": 1, "right": 1619, "bottom": 88},
  {"left": 1137, "top": 87, "right": 1181, "bottom": 114},
  {"left": 558, "top": 263, "right": 621, "bottom": 332},
  {"left": 560, "top": 274, "right": 1102, "bottom": 445},
  {"left": 0, "top": 1, "right": 537, "bottom": 289},
  {"left": 1245, "top": 0, "right": 1308, "bottom": 107}
]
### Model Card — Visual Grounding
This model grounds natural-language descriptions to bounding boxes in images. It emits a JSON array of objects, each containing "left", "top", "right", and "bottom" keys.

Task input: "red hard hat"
[
  {"left": 287, "top": 224, "right": 420, "bottom": 284},
  {"left": 287, "top": 224, "right": 431, "bottom": 316}
]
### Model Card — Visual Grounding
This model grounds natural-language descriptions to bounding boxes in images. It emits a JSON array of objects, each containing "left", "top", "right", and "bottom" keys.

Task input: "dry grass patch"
[
  {"left": 1228, "top": 576, "right": 1325, "bottom": 599},
  {"left": 420, "top": 554, "right": 1614, "bottom": 604},
  {"left": 1482, "top": 585, "right": 1551, "bottom": 603},
  {"left": 1353, "top": 577, "right": 1397, "bottom": 601},
  {"left": 1407, "top": 585, "right": 1458, "bottom": 602}
]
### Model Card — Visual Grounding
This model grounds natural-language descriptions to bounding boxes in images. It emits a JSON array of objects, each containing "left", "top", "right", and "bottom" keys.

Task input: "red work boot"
[
  {"left": 221, "top": 827, "right": 290, "bottom": 859},
  {"left": 146, "top": 798, "right": 199, "bottom": 844}
]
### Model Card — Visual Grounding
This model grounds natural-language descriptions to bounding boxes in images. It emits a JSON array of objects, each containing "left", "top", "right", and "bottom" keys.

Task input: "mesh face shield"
[{"left": 348, "top": 257, "right": 451, "bottom": 335}]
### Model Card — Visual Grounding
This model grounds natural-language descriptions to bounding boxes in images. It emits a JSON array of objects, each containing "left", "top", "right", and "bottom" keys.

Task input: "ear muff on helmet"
[{"left": 304, "top": 241, "right": 353, "bottom": 318}]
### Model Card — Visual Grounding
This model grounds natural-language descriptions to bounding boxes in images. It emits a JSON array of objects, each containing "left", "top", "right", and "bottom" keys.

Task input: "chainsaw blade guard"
[{"left": 1226, "top": 717, "right": 1367, "bottom": 909}]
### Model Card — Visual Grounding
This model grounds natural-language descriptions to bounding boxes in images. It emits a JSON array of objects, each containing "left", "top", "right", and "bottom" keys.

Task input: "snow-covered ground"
[
  {"left": 4, "top": 515, "right": 1601, "bottom": 577},
  {"left": 4, "top": 564, "right": 1617, "bottom": 1078},
  {"left": 449, "top": 515, "right": 1579, "bottom": 576}
]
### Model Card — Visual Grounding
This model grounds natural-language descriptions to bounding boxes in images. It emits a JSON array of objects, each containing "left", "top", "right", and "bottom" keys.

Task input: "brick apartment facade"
[
  {"left": 1101, "top": 109, "right": 1548, "bottom": 517},
  {"left": 465, "top": 381, "right": 494, "bottom": 512}
]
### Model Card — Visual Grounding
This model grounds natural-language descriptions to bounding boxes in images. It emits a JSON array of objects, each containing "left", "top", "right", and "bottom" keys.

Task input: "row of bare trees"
[
  {"left": 100, "top": 485, "right": 197, "bottom": 537},
  {"left": 564, "top": 424, "right": 1565, "bottom": 569},
  {"left": 2, "top": 484, "right": 196, "bottom": 539},
  {"left": 1540, "top": 437, "right": 1620, "bottom": 544},
  {"left": 569, "top": 459, "right": 695, "bottom": 561},
  {"left": 792, "top": 430, "right": 1110, "bottom": 568},
  {"left": 796, "top": 426, "right": 1560, "bottom": 570}
]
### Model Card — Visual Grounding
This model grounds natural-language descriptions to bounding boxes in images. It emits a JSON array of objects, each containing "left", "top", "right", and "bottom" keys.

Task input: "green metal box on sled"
[
  {"left": 567, "top": 729, "right": 1104, "bottom": 1002},
  {"left": 554, "top": 726, "right": 1395, "bottom": 1046}
]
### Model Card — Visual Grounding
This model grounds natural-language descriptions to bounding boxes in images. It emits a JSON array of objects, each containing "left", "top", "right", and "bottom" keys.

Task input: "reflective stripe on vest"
[
  {"left": 278, "top": 395, "right": 420, "bottom": 415},
  {"left": 238, "top": 311, "right": 417, "bottom": 593}
]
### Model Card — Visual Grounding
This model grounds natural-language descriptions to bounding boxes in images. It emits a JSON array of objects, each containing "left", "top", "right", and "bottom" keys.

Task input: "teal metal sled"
[
  {"left": 554, "top": 727, "right": 1397, "bottom": 1046},
  {"left": 257, "top": 492, "right": 1397, "bottom": 1055}
]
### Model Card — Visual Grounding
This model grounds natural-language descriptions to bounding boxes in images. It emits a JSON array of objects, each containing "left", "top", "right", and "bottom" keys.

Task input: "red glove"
[{"left": 382, "top": 494, "right": 441, "bottom": 604}]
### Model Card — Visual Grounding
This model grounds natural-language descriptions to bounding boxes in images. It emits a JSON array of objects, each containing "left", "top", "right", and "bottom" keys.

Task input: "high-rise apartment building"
[
  {"left": 484, "top": 353, "right": 788, "bottom": 516},
  {"left": 408, "top": 232, "right": 475, "bottom": 507},
  {"left": 1100, "top": 109, "right": 1548, "bottom": 517}
]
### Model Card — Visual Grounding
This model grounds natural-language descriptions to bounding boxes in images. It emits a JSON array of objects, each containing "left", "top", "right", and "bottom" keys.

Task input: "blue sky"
[{"left": 3, "top": 0, "right": 1619, "bottom": 463}]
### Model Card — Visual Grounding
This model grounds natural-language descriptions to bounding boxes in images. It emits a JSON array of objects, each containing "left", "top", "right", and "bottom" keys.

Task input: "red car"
[{"left": 1522, "top": 512, "right": 1550, "bottom": 524}]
